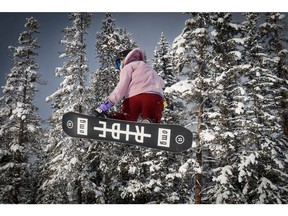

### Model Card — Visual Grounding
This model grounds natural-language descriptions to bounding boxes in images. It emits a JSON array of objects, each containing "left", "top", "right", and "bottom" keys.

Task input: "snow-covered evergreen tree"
[
  {"left": 0, "top": 17, "right": 43, "bottom": 203},
  {"left": 153, "top": 32, "right": 177, "bottom": 87},
  {"left": 37, "top": 13, "right": 93, "bottom": 203},
  {"left": 153, "top": 32, "right": 179, "bottom": 124},
  {"left": 166, "top": 12, "right": 288, "bottom": 204},
  {"left": 204, "top": 12, "right": 247, "bottom": 204},
  {"left": 90, "top": 13, "right": 137, "bottom": 107},
  {"left": 172, "top": 13, "right": 216, "bottom": 204},
  {"left": 82, "top": 13, "right": 139, "bottom": 203},
  {"left": 165, "top": 12, "right": 216, "bottom": 204},
  {"left": 235, "top": 12, "right": 288, "bottom": 204},
  {"left": 260, "top": 13, "right": 288, "bottom": 137}
]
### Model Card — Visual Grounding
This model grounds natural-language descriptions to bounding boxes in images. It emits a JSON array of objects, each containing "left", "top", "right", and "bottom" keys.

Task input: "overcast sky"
[{"left": 0, "top": 12, "right": 191, "bottom": 123}]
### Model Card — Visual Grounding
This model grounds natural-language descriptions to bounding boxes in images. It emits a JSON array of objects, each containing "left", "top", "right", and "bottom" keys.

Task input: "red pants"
[{"left": 110, "top": 93, "right": 164, "bottom": 123}]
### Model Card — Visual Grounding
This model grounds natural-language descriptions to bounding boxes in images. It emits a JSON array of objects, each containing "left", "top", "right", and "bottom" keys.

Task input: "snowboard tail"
[{"left": 62, "top": 112, "right": 192, "bottom": 152}]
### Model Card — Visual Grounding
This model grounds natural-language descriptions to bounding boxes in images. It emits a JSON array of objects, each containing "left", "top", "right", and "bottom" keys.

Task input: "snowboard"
[{"left": 62, "top": 112, "right": 193, "bottom": 153}]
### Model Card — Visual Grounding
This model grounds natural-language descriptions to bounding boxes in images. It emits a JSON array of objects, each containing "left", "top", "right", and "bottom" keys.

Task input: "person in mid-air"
[{"left": 94, "top": 48, "right": 165, "bottom": 123}]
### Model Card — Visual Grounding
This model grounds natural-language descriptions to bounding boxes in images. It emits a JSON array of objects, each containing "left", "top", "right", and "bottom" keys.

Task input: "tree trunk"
[
  {"left": 75, "top": 179, "right": 83, "bottom": 204},
  {"left": 195, "top": 97, "right": 203, "bottom": 204}
]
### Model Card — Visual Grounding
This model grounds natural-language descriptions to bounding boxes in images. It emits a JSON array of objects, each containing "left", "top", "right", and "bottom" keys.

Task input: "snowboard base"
[{"left": 62, "top": 112, "right": 192, "bottom": 152}]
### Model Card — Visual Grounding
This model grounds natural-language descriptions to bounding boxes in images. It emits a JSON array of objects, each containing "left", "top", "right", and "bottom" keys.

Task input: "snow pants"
[{"left": 110, "top": 93, "right": 164, "bottom": 123}]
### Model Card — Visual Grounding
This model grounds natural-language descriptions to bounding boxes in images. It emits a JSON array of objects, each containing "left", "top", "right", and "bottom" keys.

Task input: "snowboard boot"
[
  {"left": 92, "top": 108, "right": 107, "bottom": 118},
  {"left": 139, "top": 118, "right": 154, "bottom": 124}
]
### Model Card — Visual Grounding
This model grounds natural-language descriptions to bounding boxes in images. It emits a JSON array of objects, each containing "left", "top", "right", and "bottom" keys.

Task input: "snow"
[
  {"left": 18, "top": 86, "right": 24, "bottom": 92},
  {"left": 238, "top": 153, "right": 258, "bottom": 182},
  {"left": 215, "top": 191, "right": 231, "bottom": 204},
  {"left": 179, "top": 162, "right": 189, "bottom": 174},
  {"left": 237, "top": 86, "right": 246, "bottom": 95},
  {"left": 228, "top": 22, "right": 240, "bottom": 30},
  {"left": 164, "top": 80, "right": 194, "bottom": 96},
  {"left": 59, "top": 53, "right": 67, "bottom": 58},
  {"left": 167, "top": 192, "right": 180, "bottom": 202},
  {"left": 257, "top": 177, "right": 280, "bottom": 204},
  {"left": 179, "top": 159, "right": 195, "bottom": 175},
  {"left": 213, "top": 166, "right": 233, "bottom": 184},
  {"left": 201, "top": 129, "right": 215, "bottom": 142},
  {"left": 235, "top": 102, "right": 244, "bottom": 114},
  {"left": 193, "top": 28, "right": 207, "bottom": 35},
  {"left": 120, "top": 180, "right": 143, "bottom": 201},
  {"left": 154, "top": 186, "right": 161, "bottom": 193},
  {"left": 211, "top": 30, "right": 217, "bottom": 37},
  {"left": 215, "top": 72, "right": 227, "bottom": 83},
  {"left": 231, "top": 37, "right": 245, "bottom": 45},
  {"left": 0, "top": 162, "right": 15, "bottom": 172},
  {"left": 28, "top": 124, "right": 36, "bottom": 132},
  {"left": 128, "top": 165, "right": 136, "bottom": 174},
  {"left": 279, "top": 49, "right": 288, "bottom": 55},
  {"left": 229, "top": 51, "right": 242, "bottom": 60},
  {"left": 149, "top": 164, "right": 160, "bottom": 172},
  {"left": 256, "top": 94, "right": 264, "bottom": 100},
  {"left": 70, "top": 156, "right": 79, "bottom": 165},
  {"left": 13, "top": 46, "right": 26, "bottom": 56},
  {"left": 217, "top": 18, "right": 224, "bottom": 23},
  {"left": 50, "top": 153, "right": 64, "bottom": 163},
  {"left": 10, "top": 144, "right": 23, "bottom": 152},
  {"left": 278, "top": 14, "right": 286, "bottom": 20},
  {"left": 166, "top": 173, "right": 182, "bottom": 180},
  {"left": 223, "top": 132, "right": 234, "bottom": 138},
  {"left": 172, "top": 34, "right": 186, "bottom": 55}
]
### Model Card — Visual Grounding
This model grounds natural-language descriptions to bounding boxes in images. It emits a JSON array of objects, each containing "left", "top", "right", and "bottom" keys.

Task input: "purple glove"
[{"left": 96, "top": 100, "right": 113, "bottom": 113}]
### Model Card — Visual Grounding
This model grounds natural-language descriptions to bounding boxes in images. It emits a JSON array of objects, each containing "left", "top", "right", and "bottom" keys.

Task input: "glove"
[
  {"left": 94, "top": 100, "right": 113, "bottom": 117},
  {"left": 98, "top": 100, "right": 113, "bottom": 112}
]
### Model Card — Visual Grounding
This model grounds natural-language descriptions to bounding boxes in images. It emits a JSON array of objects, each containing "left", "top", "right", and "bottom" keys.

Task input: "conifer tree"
[
  {"left": 153, "top": 32, "right": 179, "bottom": 124},
  {"left": 176, "top": 13, "right": 213, "bottom": 204},
  {"left": 92, "top": 13, "right": 137, "bottom": 106},
  {"left": 205, "top": 12, "right": 247, "bottom": 203},
  {"left": 260, "top": 13, "right": 288, "bottom": 138},
  {"left": 38, "top": 13, "right": 93, "bottom": 203},
  {"left": 234, "top": 12, "right": 265, "bottom": 203},
  {"left": 0, "top": 17, "right": 42, "bottom": 203},
  {"left": 84, "top": 13, "right": 138, "bottom": 203},
  {"left": 168, "top": 12, "right": 214, "bottom": 204},
  {"left": 237, "top": 12, "right": 288, "bottom": 203},
  {"left": 153, "top": 32, "right": 177, "bottom": 87}
]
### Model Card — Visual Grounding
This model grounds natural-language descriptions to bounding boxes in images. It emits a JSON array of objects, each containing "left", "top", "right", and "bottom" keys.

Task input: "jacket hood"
[{"left": 124, "top": 48, "right": 145, "bottom": 65}]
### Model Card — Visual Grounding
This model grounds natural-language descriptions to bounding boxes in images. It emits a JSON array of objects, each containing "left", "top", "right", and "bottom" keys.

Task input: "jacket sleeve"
[{"left": 108, "top": 65, "right": 132, "bottom": 105}]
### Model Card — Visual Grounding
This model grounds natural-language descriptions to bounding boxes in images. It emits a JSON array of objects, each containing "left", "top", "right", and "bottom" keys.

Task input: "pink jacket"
[{"left": 108, "top": 48, "right": 165, "bottom": 105}]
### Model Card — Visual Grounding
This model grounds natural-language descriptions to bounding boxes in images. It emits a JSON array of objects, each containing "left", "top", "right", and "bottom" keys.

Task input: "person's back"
[
  {"left": 95, "top": 48, "right": 165, "bottom": 123},
  {"left": 109, "top": 59, "right": 164, "bottom": 104}
]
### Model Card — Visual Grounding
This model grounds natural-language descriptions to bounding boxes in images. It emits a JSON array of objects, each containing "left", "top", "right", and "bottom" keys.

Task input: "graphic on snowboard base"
[{"left": 62, "top": 112, "right": 192, "bottom": 152}]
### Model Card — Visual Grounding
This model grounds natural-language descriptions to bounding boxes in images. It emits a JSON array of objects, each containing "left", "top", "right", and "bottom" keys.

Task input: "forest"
[{"left": 0, "top": 12, "right": 288, "bottom": 204}]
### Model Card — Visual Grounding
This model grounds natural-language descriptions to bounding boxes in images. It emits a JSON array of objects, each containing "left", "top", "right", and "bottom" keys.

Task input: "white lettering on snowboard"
[
  {"left": 77, "top": 118, "right": 88, "bottom": 136},
  {"left": 157, "top": 128, "right": 171, "bottom": 148},
  {"left": 93, "top": 121, "right": 151, "bottom": 143}
]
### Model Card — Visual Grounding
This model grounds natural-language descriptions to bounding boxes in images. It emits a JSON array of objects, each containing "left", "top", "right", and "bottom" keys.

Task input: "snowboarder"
[{"left": 94, "top": 48, "right": 165, "bottom": 123}]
